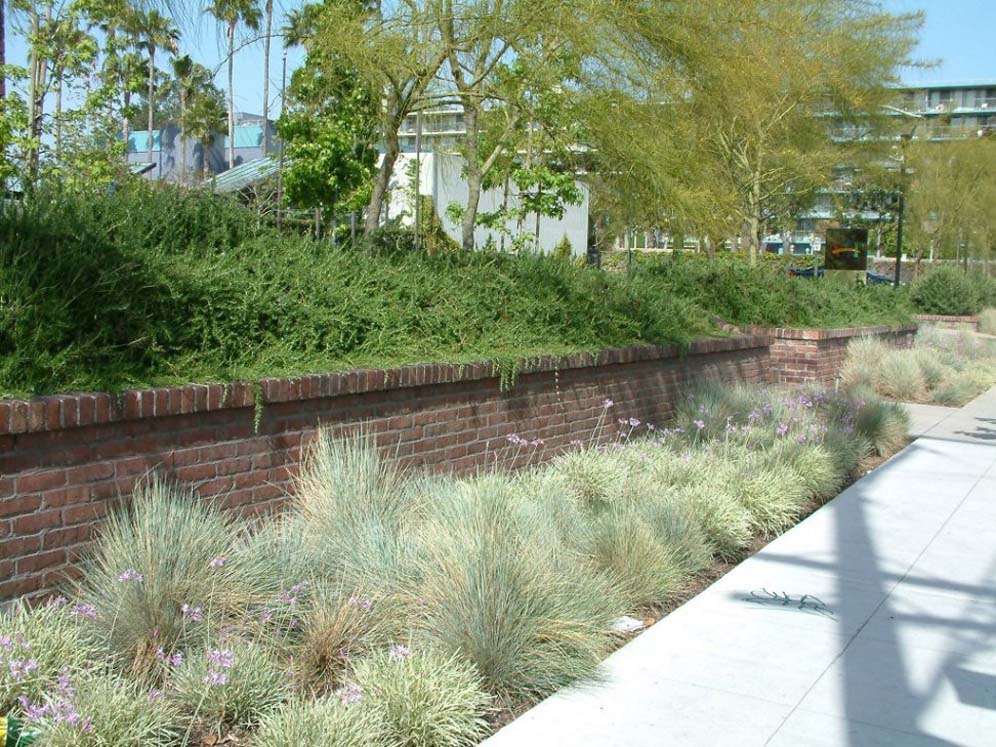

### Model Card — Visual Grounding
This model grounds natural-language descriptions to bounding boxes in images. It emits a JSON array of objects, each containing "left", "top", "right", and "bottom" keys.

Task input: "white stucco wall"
[{"left": 384, "top": 152, "right": 589, "bottom": 256}]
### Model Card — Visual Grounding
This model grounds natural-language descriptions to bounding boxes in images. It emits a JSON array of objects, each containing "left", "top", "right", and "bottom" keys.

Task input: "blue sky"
[{"left": 6, "top": 0, "right": 996, "bottom": 121}]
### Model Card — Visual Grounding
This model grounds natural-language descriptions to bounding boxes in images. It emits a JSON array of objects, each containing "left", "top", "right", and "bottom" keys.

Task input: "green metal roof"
[{"left": 211, "top": 157, "right": 281, "bottom": 193}]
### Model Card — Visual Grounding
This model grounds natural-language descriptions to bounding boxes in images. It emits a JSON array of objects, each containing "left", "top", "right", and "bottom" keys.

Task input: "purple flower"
[
  {"left": 259, "top": 608, "right": 274, "bottom": 623},
  {"left": 337, "top": 683, "right": 364, "bottom": 705},
  {"left": 776, "top": 423, "right": 790, "bottom": 436},
  {"left": 506, "top": 433, "right": 527, "bottom": 446},
  {"left": 117, "top": 569, "right": 143, "bottom": 583},
  {"left": 9, "top": 659, "right": 38, "bottom": 682},
  {"left": 147, "top": 689, "right": 163, "bottom": 702},
  {"left": 209, "top": 557, "right": 227, "bottom": 569},
  {"left": 694, "top": 420, "right": 706, "bottom": 431},
  {"left": 203, "top": 670, "right": 228, "bottom": 687},
  {"left": 47, "top": 596, "right": 68, "bottom": 608},
  {"left": 628, "top": 417, "right": 641, "bottom": 427},
  {"left": 530, "top": 438, "right": 545, "bottom": 447},
  {"left": 207, "top": 649, "right": 234, "bottom": 670},
  {"left": 602, "top": 398, "right": 614, "bottom": 409},
  {"left": 17, "top": 695, "right": 48, "bottom": 720},
  {"left": 748, "top": 408, "right": 762, "bottom": 422},
  {"left": 69, "top": 603, "right": 97, "bottom": 621},
  {"left": 348, "top": 597, "right": 373, "bottom": 610},
  {"left": 181, "top": 604, "right": 203, "bottom": 623},
  {"left": 389, "top": 644, "right": 411, "bottom": 660},
  {"left": 570, "top": 439, "right": 584, "bottom": 448}
]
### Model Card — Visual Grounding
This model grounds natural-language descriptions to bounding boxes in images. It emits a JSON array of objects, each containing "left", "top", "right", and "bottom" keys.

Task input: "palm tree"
[
  {"left": 204, "top": 0, "right": 261, "bottom": 171},
  {"left": 137, "top": 9, "right": 179, "bottom": 164},
  {"left": 185, "top": 89, "right": 226, "bottom": 182}
]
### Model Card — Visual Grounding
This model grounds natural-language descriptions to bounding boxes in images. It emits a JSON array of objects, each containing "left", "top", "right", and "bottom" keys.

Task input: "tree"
[
  {"left": 277, "top": 4, "right": 378, "bottom": 221},
  {"left": 676, "top": 0, "right": 921, "bottom": 264},
  {"left": 184, "top": 84, "right": 226, "bottom": 181},
  {"left": 205, "top": 0, "right": 261, "bottom": 170},
  {"left": 260, "top": 0, "right": 273, "bottom": 153},
  {"left": 136, "top": 9, "right": 179, "bottom": 163},
  {"left": 309, "top": 0, "right": 452, "bottom": 235},
  {"left": 171, "top": 54, "right": 215, "bottom": 182}
]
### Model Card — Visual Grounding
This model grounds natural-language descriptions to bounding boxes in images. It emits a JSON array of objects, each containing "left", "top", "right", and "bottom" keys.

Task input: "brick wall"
[
  {"left": 746, "top": 325, "right": 918, "bottom": 386},
  {"left": 0, "top": 336, "right": 771, "bottom": 602},
  {"left": 914, "top": 315, "right": 980, "bottom": 332}
]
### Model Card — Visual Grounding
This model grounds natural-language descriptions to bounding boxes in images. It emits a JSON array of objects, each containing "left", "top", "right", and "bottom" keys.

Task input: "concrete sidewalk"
[{"left": 484, "top": 388, "right": 996, "bottom": 746}]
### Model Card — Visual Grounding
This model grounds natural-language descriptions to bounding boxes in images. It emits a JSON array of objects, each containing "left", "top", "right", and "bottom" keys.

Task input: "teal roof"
[{"left": 212, "top": 157, "right": 281, "bottom": 193}]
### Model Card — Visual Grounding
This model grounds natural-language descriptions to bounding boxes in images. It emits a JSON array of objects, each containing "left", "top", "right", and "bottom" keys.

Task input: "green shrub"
[
  {"left": 31, "top": 671, "right": 180, "bottom": 747},
  {"left": 669, "top": 476, "right": 753, "bottom": 561},
  {"left": 170, "top": 639, "right": 289, "bottom": 733},
  {"left": 352, "top": 648, "right": 491, "bottom": 747},
  {"left": 979, "top": 308, "right": 996, "bottom": 335},
  {"left": 732, "top": 462, "right": 810, "bottom": 536},
  {"left": 254, "top": 696, "right": 392, "bottom": 747},
  {"left": 415, "top": 479, "right": 620, "bottom": 704},
  {"left": 767, "top": 441, "right": 845, "bottom": 499},
  {"left": 76, "top": 478, "right": 247, "bottom": 674},
  {"left": 911, "top": 267, "right": 979, "bottom": 315},
  {"left": 0, "top": 599, "right": 105, "bottom": 714}
]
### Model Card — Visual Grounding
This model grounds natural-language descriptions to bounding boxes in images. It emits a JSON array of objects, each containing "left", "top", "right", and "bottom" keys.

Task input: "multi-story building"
[
  {"left": 894, "top": 80, "right": 996, "bottom": 140},
  {"left": 398, "top": 108, "right": 467, "bottom": 154}
]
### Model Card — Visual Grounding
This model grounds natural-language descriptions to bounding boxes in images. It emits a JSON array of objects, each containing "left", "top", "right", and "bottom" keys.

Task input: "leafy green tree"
[
  {"left": 171, "top": 55, "right": 216, "bottom": 182},
  {"left": 276, "top": 53, "right": 378, "bottom": 219},
  {"left": 184, "top": 84, "right": 226, "bottom": 181}
]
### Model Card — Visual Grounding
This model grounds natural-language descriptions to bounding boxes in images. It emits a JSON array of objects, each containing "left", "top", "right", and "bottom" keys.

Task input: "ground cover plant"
[
  {"left": 0, "top": 183, "right": 915, "bottom": 398},
  {"left": 910, "top": 267, "right": 996, "bottom": 317},
  {"left": 841, "top": 326, "right": 996, "bottom": 406},
  {"left": 613, "top": 252, "right": 914, "bottom": 329},
  {"left": 0, "top": 381, "right": 909, "bottom": 746}
]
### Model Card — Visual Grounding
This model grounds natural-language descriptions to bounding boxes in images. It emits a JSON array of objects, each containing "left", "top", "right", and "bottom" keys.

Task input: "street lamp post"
[
  {"left": 894, "top": 132, "right": 911, "bottom": 288},
  {"left": 881, "top": 105, "right": 923, "bottom": 288}
]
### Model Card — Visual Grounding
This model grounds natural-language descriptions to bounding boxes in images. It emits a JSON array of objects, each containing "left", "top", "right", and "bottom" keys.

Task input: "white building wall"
[{"left": 384, "top": 152, "right": 589, "bottom": 257}]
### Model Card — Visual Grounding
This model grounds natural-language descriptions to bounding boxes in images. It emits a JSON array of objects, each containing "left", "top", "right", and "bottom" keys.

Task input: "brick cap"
[
  {"left": 914, "top": 314, "right": 979, "bottom": 323},
  {"left": 744, "top": 323, "right": 918, "bottom": 341},
  {"left": 0, "top": 335, "right": 771, "bottom": 436}
]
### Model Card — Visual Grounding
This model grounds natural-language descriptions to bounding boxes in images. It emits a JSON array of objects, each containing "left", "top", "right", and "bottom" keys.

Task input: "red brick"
[
  {"left": 12, "top": 509, "right": 62, "bottom": 534},
  {"left": 0, "top": 494, "right": 43, "bottom": 518},
  {"left": 15, "top": 471, "right": 67, "bottom": 494},
  {"left": 17, "top": 549, "right": 67, "bottom": 574}
]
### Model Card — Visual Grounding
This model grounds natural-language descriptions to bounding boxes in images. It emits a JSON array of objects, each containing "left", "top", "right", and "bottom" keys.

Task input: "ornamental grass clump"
[
  {"left": 853, "top": 397, "right": 910, "bottom": 457},
  {"left": 76, "top": 478, "right": 248, "bottom": 675},
  {"left": 351, "top": 647, "right": 491, "bottom": 747},
  {"left": 290, "top": 580, "right": 401, "bottom": 694},
  {"left": 0, "top": 598, "right": 105, "bottom": 714},
  {"left": 980, "top": 308, "right": 996, "bottom": 335},
  {"left": 840, "top": 337, "right": 887, "bottom": 391},
  {"left": 415, "top": 479, "right": 621, "bottom": 705},
  {"left": 290, "top": 431, "right": 420, "bottom": 595},
  {"left": 876, "top": 350, "right": 928, "bottom": 402},
  {"left": 28, "top": 670, "right": 179, "bottom": 747},
  {"left": 254, "top": 696, "right": 392, "bottom": 747},
  {"left": 170, "top": 639, "right": 289, "bottom": 734}
]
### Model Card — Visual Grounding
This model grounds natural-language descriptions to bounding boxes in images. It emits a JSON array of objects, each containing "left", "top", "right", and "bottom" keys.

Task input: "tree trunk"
[
  {"left": 122, "top": 90, "right": 131, "bottom": 154},
  {"left": 179, "top": 89, "right": 187, "bottom": 182},
  {"left": 227, "top": 20, "right": 235, "bottom": 170},
  {"left": 202, "top": 136, "right": 210, "bottom": 181},
  {"left": 747, "top": 169, "right": 762, "bottom": 265},
  {"left": 0, "top": 0, "right": 6, "bottom": 100},
  {"left": 261, "top": 0, "right": 273, "bottom": 154},
  {"left": 147, "top": 46, "right": 156, "bottom": 165},
  {"left": 55, "top": 74, "right": 62, "bottom": 158},
  {"left": 460, "top": 106, "right": 481, "bottom": 251},
  {"left": 365, "top": 128, "right": 400, "bottom": 234}
]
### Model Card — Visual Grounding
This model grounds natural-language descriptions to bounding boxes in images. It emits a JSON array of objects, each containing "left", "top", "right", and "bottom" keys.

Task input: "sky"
[{"left": 6, "top": 0, "right": 996, "bottom": 122}]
